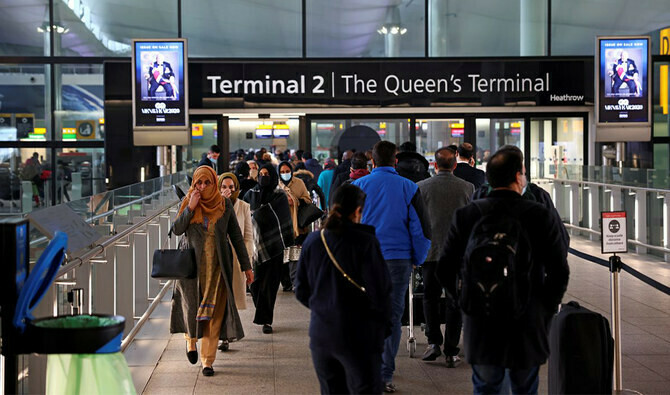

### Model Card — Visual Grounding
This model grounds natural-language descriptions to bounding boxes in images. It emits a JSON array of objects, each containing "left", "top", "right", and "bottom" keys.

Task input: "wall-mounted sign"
[
  {"left": 192, "top": 58, "right": 593, "bottom": 108},
  {"left": 255, "top": 124, "right": 273, "bottom": 139},
  {"left": 132, "top": 38, "right": 189, "bottom": 145},
  {"left": 596, "top": 36, "right": 651, "bottom": 125},
  {"left": 15, "top": 113, "right": 34, "bottom": 139},
  {"left": 601, "top": 211, "right": 628, "bottom": 254},
  {"left": 75, "top": 120, "right": 96, "bottom": 139},
  {"left": 0, "top": 113, "right": 11, "bottom": 128}
]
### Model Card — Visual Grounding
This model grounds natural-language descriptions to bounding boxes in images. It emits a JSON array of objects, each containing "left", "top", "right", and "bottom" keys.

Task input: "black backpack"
[{"left": 459, "top": 199, "right": 533, "bottom": 319}]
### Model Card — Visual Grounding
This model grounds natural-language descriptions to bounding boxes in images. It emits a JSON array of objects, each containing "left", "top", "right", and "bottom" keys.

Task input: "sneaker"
[
  {"left": 262, "top": 324, "right": 273, "bottom": 334},
  {"left": 421, "top": 344, "right": 442, "bottom": 361},
  {"left": 445, "top": 355, "right": 462, "bottom": 368},
  {"left": 383, "top": 382, "right": 396, "bottom": 393}
]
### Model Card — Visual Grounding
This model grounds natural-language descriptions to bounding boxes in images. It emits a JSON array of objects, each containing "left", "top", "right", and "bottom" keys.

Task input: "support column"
[
  {"left": 611, "top": 187, "right": 622, "bottom": 211},
  {"left": 589, "top": 186, "right": 601, "bottom": 241},
  {"left": 520, "top": 0, "right": 547, "bottom": 56},
  {"left": 635, "top": 191, "right": 647, "bottom": 254}
]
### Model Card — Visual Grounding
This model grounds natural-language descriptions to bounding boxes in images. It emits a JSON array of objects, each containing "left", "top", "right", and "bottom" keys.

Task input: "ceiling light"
[{"left": 37, "top": 23, "right": 69, "bottom": 34}]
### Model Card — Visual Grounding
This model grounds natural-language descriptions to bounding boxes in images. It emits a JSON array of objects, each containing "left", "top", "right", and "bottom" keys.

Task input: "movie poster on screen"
[
  {"left": 596, "top": 36, "right": 650, "bottom": 125},
  {"left": 132, "top": 39, "right": 188, "bottom": 130}
]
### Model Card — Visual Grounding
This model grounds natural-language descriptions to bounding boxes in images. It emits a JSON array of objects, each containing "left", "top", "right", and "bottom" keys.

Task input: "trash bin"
[{"left": 12, "top": 232, "right": 136, "bottom": 394}]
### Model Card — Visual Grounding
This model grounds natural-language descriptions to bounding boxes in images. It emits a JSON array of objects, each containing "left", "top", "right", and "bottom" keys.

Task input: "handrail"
[
  {"left": 29, "top": 187, "right": 174, "bottom": 248},
  {"left": 546, "top": 178, "right": 670, "bottom": 194},
  {"left": 56, "top": 199, "right": 180, "bottom": 277},
  {"left": 121, "top": 280, "right": 173, "bottom": 352},
  {"left": 563, "top": 223, "right": 670, "bottom": 254}
]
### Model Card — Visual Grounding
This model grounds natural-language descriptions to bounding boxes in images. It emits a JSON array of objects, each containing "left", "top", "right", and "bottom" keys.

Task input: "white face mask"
[{"left": 280, "top": 173, "right": 291, "bottom": 182}]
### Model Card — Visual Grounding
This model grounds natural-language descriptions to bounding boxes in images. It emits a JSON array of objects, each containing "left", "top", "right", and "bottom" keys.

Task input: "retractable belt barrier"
[{"left": 568, "top": 247, "right": 670, "bottom": 296}]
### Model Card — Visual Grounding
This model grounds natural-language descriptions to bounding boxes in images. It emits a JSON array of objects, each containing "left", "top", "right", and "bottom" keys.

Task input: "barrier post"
[
  {"left": 601, "top": 211, "right": 627, "bottom": 392},
  {"left": 609, "top": 254, "right": 623, "bottom": 392}
]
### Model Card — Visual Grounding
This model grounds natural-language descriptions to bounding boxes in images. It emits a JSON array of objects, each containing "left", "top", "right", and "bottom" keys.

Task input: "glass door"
[
  {"left": 529, "top": 117, "right": 584, "bottom": 181},
  {"left": 475, "top": 117, "right": 524, "bottom": 170}
]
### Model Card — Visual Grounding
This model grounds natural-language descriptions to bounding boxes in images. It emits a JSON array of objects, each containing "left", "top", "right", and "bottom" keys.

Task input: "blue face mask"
[{"left": 280, "top": 173, "right": 292, "bottom": 182}]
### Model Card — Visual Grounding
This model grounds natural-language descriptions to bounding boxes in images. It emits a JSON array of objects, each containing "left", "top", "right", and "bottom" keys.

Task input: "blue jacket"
[
  {"left": 353, "top": 167, "right": 431, "bottom": 266},
  {"left": 317, "top": 169, "right": 334, "bottom": 208}
]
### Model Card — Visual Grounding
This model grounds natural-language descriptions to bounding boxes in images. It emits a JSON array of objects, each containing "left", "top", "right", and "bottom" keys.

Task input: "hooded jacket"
[
  {"left": 396, "top": 151, "right": 431, "bottom": 183},
  {"left": 304, "top": 158, "right": 323, "bottom": 180}
]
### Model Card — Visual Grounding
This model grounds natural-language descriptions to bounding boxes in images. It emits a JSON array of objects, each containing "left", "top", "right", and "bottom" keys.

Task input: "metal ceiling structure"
[{"left": 1, "top": 0, "right": 670, "bottom": 57}]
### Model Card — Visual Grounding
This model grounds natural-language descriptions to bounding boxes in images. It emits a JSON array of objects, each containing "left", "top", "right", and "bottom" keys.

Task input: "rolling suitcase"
[{"left": 548, "top": 301, "right": 614, "bottom": 394}]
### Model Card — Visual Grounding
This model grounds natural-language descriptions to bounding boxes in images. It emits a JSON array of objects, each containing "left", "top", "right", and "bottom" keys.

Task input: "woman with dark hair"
[
  {"left": 170, "top": 166, "right": 254, "bottom": 377},
  {"left": 235, "top": 161, "right": 257, "bottom": 200},
  {"left": 295, "top": 184, "right": 392, "bottom": 394},
  {"left": 217, "top": 172, "right": 255, "bottom": 351},
  {"left": 243, "top": 163, "right": 295, "bottom": 334}
]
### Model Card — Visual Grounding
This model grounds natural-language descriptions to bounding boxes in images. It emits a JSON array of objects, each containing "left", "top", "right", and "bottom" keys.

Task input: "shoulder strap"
[{"left": 320, "top": 230, "right": 366, "bottom": 293}]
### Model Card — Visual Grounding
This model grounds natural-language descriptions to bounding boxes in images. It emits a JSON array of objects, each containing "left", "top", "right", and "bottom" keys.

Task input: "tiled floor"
[{"left": 135, "top": 234, "right": 670, "bottom": 394}]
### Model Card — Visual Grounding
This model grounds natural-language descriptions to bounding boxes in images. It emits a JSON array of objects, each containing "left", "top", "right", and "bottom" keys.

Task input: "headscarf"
[
  {"left": 278, "top": 160, "right": 293, "bottom": 186},
  {"left": 218, "top": 172, "right": 240, "bottom": 204},
  {"left": 177, "top": 166, "right": 224, "bottom": 230},
  {"left": 235, "top": 161, "right": 250, "bottom": 180},
  {"left": 259, "top": 163, "right": 279, "bottom": 204},
  {"left": 324, "top": 158, "right": 336, "bottom": 170}
]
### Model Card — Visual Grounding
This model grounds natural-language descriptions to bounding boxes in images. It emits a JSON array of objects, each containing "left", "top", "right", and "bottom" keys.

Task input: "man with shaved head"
[{"left": 417, "top": 146, "right": 474, "bottom": 367}]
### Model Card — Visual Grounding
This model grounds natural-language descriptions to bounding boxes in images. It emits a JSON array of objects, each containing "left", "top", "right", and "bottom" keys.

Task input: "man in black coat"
[
  {"left": 197, "top": 145, "right": 221, "bottom": 173},
  {"left": 395, "top": 141, "right": 431, "bottom": 183},
  {"left": 329, "top": 150, "right": 354, "bottom": 199},
  {"left": 437, "top": 147, "right": 569, "bottom": 394},
  {"left": 453, "top": 143, "right": 486, "bottom": 189}
]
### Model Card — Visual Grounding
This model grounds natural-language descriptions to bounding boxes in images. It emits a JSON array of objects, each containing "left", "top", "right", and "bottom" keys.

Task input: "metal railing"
[
  {"left": 17, "top": 171, "right": 188, "bottom": 393},
  {"left": 538, "top": 176, "right": 670, "bottom": 261}
]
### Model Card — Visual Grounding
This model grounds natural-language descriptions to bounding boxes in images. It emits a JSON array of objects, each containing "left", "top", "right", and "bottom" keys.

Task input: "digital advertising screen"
[
  {"left": 132, "top": 39, "right": 188, "bottom": 131},
  {"left": 596, "top": 36, "right": 650, "bottom": 125}
]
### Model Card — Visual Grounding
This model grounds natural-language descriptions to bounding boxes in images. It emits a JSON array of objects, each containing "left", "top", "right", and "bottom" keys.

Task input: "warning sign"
[{"left": 601, "top": 211, "right": 628, "bottom": 254}]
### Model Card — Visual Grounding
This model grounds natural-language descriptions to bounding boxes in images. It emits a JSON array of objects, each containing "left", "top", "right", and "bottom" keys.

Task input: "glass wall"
[
  {"left": 475, "top": 117, "right": 524, "bottom": 169},
  {"left": 416, "top": 118, "right": 465, "bottom": 159},
  {"left": 307, "top": 0, "right": 425, "bottom": 57},
  {"left": 184, "top": 0, "right": 301, "bottom": 57},
  {"left": 310, "top": 118, "right": 410, "bottom": 163},
  {"left": 229, "top": 118, "right": 300, "bottom": 162}
]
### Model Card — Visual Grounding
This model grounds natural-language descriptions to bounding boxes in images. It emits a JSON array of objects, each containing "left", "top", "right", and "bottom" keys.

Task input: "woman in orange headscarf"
[{"left": 170, "top": 166, "right": 254, "bottom": 377}]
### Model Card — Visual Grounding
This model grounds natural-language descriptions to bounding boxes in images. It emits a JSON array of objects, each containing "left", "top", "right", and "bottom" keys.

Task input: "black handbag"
[
  {"left": 151, "top": 230, "right": 197, "bottom": 280},
  {"left": 297, "top": 201, "right": 324, "bottom": 228}
]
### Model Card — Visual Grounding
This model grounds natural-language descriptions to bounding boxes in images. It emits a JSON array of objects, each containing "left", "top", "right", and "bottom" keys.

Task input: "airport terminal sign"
[
  {"left": 601, "top": 211, "right": 628, "bottom": 254},
  {"left": 192, "top": 59, "right": 593, "bottom": 108}
]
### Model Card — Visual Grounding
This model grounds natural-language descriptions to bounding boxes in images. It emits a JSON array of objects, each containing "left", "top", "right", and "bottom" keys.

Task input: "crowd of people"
[{"left": 171, "top": 142, "right": 570, "bottom": 394}]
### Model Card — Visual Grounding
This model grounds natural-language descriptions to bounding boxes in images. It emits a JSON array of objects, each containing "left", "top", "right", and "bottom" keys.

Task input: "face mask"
[
  {"left": 258, "top": 175, "right": 271, "bottom": 187},
  {"left": 249, "top": 169, "right": 258, "bottom": 179},
  {"left": 280, "top": 173, "right": 292, "bottom": 182},
  {"left": 210, "top": 157, "right": 217, "bottom": 164}
]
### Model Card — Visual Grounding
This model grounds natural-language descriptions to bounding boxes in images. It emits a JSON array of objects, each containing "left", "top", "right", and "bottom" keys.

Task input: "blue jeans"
[
  {"left": 471, "top": 365, "right": 539, "bottom": 395},
  {"left": 381, "top": 259, "right": 412, "bottom": 383}
]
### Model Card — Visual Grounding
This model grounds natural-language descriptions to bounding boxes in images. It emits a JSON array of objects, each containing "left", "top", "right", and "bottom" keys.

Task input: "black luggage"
[{"left": 548, "top": 301, "right": 614, "bottom": 394}]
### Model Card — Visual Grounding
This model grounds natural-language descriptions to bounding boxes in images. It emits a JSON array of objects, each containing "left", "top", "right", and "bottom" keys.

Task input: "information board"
[
  {"left": 601, "top": 211, "right": 628, "bottom": 254},
  {"left": 132, "top": 39, "right": 188, "bottom": 131},
  {"left": 596, "top": 36, "right": 651, "bottom": 125}
]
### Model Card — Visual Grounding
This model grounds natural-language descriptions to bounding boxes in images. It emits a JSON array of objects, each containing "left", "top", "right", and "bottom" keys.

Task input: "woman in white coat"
[{"left": 218, "top": 172, "right": 255, "bottom": 351}]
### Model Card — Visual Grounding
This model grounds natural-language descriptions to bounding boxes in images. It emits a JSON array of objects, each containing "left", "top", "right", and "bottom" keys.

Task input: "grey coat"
[
  {"left": 417, "top": 171, "right": 474, "bottom": 262},
  {"left": 169, "top": 198, "right": 251, "bottom": 341}
]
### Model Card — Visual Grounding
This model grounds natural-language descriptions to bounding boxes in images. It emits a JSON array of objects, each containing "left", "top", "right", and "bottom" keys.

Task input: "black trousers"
[
  {"left": 311, "top": 346, "right": 383, "bottom": 394},
  {"left": 250, "top": 255, "right": 282, "bottom": 325},
  {"left": 422, "top": 261, "right": 462, "bottom": 356},
  {"left": 280, "top": 261, "right": 292, "bottom": 290}
]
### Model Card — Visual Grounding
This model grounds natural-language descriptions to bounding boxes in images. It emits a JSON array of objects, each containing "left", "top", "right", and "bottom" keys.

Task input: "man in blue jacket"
[{"left": 353, "top": 141, "right": 431, "bottom": 393}]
